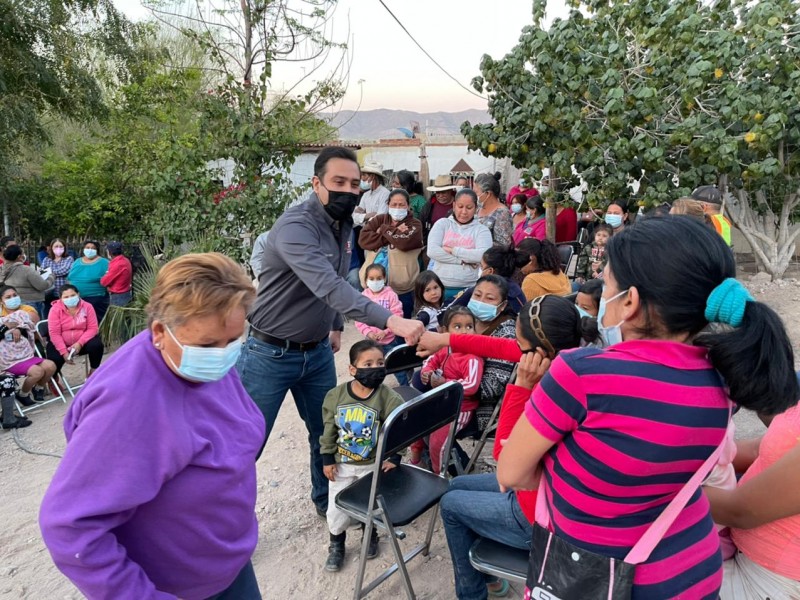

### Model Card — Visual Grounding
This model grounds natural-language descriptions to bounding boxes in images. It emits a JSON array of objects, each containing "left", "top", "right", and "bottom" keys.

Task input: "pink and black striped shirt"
[{"left": 525, "top": 340, "right": 729, "bottom": 599}]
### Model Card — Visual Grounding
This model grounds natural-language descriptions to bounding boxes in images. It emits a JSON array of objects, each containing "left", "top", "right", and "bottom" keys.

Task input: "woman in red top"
[
  {"left": 45, "top": 285, "right": 105, "bottom": 376},
  {"left": 417, "top": 295, "right": 598, "bottom": 599}
]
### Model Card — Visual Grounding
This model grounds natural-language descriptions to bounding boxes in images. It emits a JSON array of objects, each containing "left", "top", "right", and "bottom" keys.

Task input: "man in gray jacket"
[{"left": 237, "top": 146, "right": 424, "bottom": 517}]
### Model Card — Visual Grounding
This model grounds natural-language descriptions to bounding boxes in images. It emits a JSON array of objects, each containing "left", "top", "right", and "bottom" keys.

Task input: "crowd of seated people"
[{"left": 0, "top": 239, "right": 132, "bottom": 430}]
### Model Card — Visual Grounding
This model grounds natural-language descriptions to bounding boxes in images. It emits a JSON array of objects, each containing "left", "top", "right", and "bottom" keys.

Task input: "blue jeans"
[
  {"left": 440, "top": 473, "right": 533, "bottom": 600},
  {"left": 110, "top": 290, "right": 133, "bottom": 306},
  {"left": 27, "top": 301, "right": 44, "bottom": 319},
  {"left": 398, "top": 291, "right": 415, "bottom": 318},
  {"left": 206, "top": 560, "right": 261, "bottom": 600},
  {"left": 236, "top": 336, "right": 336, "bottom": 511}
]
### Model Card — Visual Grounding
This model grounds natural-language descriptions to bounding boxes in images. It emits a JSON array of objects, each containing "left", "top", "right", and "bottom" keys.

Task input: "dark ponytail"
[
  {"left": 483, "top": 245, "right": 529, "bottom": 278},
  {"left": 607, "top": 216, "right": 798, "bottom": 415},
  {"left": 697, "top": 303, "right": 799, "bottom": 415}
]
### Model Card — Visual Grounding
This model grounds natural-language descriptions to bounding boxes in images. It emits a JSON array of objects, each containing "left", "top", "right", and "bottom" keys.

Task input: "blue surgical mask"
[
  {"left": 510, "top": 203, "right": 523, "bottom": 214},
  {"left": 359, "top": 180, "right": 371, "bottom": 191},
  {"left": 597, "top": 288, "right": 629, "bottom": 346},
  {"left": 605, "top": 214, "right": 623, "bottom": 228},
  {"left": 3, "top": 296, "right": 21, "bottom": 310},
  {"left": 165, "top": 326, "right": 241, "bottom": 383},
  {"left": 575, "top": 305, "right": 593, "bottom": 320},
  {"left": 83, "top": 248, "right": 98, "bottom": 259},
  {"left": 468, "top": 298, "right": 500, "bottom": 322},
  {"left": 63, "top": 296, "right": 80, "bottom": 308}
]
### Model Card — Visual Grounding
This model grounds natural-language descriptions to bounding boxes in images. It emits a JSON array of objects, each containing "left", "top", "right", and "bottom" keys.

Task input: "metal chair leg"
[{"left": 377, "top": 496, "right": 416, "bottom": 600}]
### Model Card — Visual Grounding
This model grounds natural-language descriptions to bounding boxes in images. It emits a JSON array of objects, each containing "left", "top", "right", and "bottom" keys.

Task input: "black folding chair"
[
  {"left": 468, "top": 537, "right": 528, "bottom": 587},
  {"left": 335, "top": 381, "right": 464, "bottom": 600},
  {"left": 556, "top": 243, "right": 575, "bottom": 279},
  {"left": 384, "top": 343, "right": 424, "bottom": 402}
]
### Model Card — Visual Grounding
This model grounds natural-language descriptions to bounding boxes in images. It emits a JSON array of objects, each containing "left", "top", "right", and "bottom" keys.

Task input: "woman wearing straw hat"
[{"left": 353, "top": 160, "right": 389, "bottom": 227}]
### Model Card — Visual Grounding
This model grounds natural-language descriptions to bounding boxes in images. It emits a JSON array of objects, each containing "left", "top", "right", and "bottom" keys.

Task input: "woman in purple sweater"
[{"left": 40, "top": 253, "right": 265, "bottom": 600}]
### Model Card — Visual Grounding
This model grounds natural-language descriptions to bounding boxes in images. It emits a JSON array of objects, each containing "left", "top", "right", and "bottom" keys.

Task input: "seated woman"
[
  {"left": 0, "top": 285, "right": 40, "bottom": 322},
  {"left": 497, "top": 217, "right": 798, "bottom": 598},
  {"left": 427, "top": 189, "right": 493, "bottom": 302},
  {"left": 0, "top": 303, "right": 57, "bottom": 406},
  {"left": 417, "top": 295, "right": 599, "bottom": 599},
  {"left": 358, "top": 188, "right": 424, "bottom": 317},
  {"left": 45, "top": 285, "right": 104, "bottom": 377},
  {"left": 706, "top": 390, "right": 800, "bottom": 599},
  {"left": 519, "top": 238, "right": 571, "bottom": 300},
  {"left": 512, "top": 197, "right": 546, "bottom": 246}
]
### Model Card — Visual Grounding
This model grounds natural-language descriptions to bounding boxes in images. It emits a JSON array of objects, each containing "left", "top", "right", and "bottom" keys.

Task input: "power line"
[{"left": 376, "top": 0, "right": 486, "bottom": 100}]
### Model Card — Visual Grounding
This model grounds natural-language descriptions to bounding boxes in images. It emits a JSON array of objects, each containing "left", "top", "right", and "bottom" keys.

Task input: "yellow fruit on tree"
[
  {"left": 487, "top": 143, "right": 497, "bottom": 154},
  {"left": 744, "top": 132, "right": 757, "bottom": 143},
  {"left": 754, "top": 112, "right": 764, "bottom": 123},
  {"left": 714, "top": 68, "right": 724, "bottom": 79}
]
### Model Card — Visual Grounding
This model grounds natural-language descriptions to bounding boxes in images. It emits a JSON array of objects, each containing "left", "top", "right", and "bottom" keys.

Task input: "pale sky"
[{"left": 113, "top": 0, "right": 570, "bottom": 113}]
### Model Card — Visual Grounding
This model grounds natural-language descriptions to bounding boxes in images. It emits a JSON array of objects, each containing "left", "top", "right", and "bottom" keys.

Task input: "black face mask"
[
  {"left": 353, "top": 366, "right": 387, "bottom": 389},
  {"left": 322, "top": 187, "right": 359, "bottom": 221}
]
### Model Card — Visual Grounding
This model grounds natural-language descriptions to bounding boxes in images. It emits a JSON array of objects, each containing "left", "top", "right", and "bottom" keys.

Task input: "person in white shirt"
[
  {"left": 249, "top": 231, "right": 269, "bottom": 279},
  {"left": 353, "top": 160, "right": 389, "bottom": 226}
]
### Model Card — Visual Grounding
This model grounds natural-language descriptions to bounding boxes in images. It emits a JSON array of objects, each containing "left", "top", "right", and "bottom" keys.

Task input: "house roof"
[{"left": 450, "top": 158, "right": 474, "bottom": 174}]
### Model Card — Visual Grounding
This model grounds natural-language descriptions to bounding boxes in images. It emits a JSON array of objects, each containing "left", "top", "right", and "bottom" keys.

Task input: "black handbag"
[{"left": 525, "top": 427, "right": 729, "bottom": 600}]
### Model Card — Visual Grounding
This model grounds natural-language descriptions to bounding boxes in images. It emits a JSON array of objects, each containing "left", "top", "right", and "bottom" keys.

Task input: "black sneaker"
[
  {"left": 324, "top": 537, "right": 346, "bottom": 572},
  {"left": 365, "top": 527, "right": 379, "bottom": 560},
  {"left": 33, "top": 387, "right": 45, "bottom": 403},
  {"left": 15, "top": 392, "right": 35, "bottom": 407}
]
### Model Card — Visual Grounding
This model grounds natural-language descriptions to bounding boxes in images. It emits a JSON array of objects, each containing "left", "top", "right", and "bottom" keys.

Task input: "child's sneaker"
[
  {"left": 33, "top": 387, "right": 45, "bottom": 403},
  {"left": 324, "top": 533, "right": 346, "bottom": 572}
]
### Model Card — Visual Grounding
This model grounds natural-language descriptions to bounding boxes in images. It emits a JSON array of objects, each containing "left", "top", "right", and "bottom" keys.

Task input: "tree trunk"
[
  {"left": 726, "top": 187, "right": 800, "bottom": 280},
  {"left": 545, "top": 165, "right": 557, "bottom": 242}
]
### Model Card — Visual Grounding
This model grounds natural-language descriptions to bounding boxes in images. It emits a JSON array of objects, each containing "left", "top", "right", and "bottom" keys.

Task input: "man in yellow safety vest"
[{"left": 692, "top": 185, "right": 732, "bottom": 246}]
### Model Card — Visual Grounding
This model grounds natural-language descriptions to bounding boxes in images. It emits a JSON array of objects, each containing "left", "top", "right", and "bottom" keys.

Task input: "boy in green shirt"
[{"left": 320, "top": 339, "right": 404, "bottom": 572}]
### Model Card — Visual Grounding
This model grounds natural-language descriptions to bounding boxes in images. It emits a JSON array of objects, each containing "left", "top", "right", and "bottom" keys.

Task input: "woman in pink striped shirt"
[{"left": 499, "top": 217, "right": 799, "bottom": 599}]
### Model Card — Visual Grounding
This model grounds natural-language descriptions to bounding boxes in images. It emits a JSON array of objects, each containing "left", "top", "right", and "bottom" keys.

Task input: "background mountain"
[{"left": 325, "top": 108, "right": 491, "bottom": 141}]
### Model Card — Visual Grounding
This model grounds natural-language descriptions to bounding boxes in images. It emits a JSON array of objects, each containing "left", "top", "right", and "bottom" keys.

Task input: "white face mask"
[
  {"left": 510, "top": 203, "right": 523, "bottom": 214},
  {"left": 388, "top": 208, "right": 408, "bottom": 222},
  {"left": 366, "top": 279, "right": 385, "bottom": 293},
  {"left": 359, "top": 180, "right": 371, "bottom": 191}
]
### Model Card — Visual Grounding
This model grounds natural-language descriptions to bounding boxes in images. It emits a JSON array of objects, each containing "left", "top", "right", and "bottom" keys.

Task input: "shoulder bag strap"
[{"left": 625, "top": 401, "right": 733, "bottom": 564}]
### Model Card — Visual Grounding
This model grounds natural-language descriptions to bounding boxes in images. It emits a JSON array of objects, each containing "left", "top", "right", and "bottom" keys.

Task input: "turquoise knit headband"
[{"left": 705, "top": 278, "right": 754, "bottom": 328}]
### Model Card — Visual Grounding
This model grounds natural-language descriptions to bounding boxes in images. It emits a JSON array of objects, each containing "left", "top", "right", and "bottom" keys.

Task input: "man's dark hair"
[
  {"left": 314, "top": 146, "right": 358, "bottom": 180},
  {"left": 0, "top": 236, "right": 15, "bottom": 249}
]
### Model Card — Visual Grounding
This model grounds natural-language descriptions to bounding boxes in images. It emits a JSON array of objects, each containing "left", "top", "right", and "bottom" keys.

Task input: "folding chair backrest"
[
  {"left": 556, "top": 244, "right": 574, "bottom": 271},
  {"left": 36, "top": 319, "right": 50, "bottom": 340},
  {"left": 577, "top": 227, "right": 589, "bottom": 245},
  {"left": 380, "top": 381, "right": 463, "bottom": 458},
  {"left": 384, "top": 343, "right": 423, "bottom": 374}
]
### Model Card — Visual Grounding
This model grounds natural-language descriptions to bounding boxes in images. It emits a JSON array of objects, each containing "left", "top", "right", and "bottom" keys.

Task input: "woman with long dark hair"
[{"left": 498, "top": 217, "right": 798, "bottom": 598}]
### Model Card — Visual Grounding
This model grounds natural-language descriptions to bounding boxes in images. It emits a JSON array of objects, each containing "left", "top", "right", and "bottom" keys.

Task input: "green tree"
[{"left": 464, "top": 0, "right": 800, "bottom": 279}]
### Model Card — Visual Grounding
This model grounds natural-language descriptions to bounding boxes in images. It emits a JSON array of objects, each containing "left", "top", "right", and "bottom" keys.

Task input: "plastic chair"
[
  {"left": 468, "top": 537, "right": 528, "bottom": 587},
  {"left": 335, "top": 381, "right": 464, "bottom": 600},
  {"left": 35, "top": 319, "right": 87, "bottom": 399},
  {"left": 384, "top": 343, "right": 424, "bottom": 402}
]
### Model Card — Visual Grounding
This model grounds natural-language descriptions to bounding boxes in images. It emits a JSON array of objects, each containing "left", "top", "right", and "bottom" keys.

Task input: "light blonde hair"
[
  {"left": 671, "top": 197, "right": 705, "bottom": 219},
  {"left": 146, "top": 253, "right": 255, "bottom": 327}
]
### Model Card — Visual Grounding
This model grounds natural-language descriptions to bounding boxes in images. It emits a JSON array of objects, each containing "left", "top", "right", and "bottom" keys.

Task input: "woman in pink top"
[
  {"left": 45, "top": 284, "right": 105, "bottom": 376},
  {"left": 706, "top": 387, "right": 800, "bottom": 599}
]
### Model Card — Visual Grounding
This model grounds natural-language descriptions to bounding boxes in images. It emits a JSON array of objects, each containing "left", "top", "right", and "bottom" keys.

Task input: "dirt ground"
[{"left": 1, "top": 273, "right": 799, "bottom": 600}]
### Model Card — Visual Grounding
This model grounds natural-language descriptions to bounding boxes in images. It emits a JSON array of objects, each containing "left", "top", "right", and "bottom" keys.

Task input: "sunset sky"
[{"left": 113, "top": 0, "right": 571, "bottom": 113}]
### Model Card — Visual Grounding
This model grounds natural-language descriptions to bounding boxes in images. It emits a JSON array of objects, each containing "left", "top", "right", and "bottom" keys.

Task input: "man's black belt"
[{"left": 250, "top": 327, "right": 323, "bottom": 352}]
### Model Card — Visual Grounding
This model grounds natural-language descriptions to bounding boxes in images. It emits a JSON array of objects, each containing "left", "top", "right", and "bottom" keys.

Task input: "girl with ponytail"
[{"left": 496, "top": 216, "right": 798, "bottom": 599}]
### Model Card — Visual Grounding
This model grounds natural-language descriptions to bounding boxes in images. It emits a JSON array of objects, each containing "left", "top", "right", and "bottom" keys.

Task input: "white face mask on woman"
[
  {"left": 597, "top": 288, "right": 629, "bottom": 346},
  {"left": 388, "top": 208, "right": 408, "bottom": 222}
]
